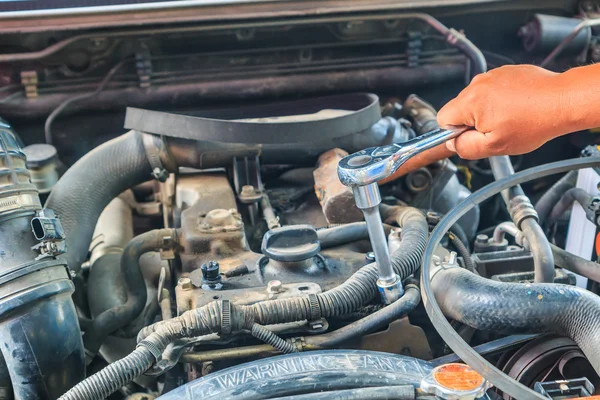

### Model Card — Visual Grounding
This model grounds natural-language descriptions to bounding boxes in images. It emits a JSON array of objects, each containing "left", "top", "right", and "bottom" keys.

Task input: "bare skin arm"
[{"left": 381, "top": 63, "right": 600, "bottom": 184}]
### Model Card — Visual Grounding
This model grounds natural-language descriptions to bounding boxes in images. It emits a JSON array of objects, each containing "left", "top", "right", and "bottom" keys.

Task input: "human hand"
[{"left": 437, "top": 65, "right": 571, "bottom": 159}]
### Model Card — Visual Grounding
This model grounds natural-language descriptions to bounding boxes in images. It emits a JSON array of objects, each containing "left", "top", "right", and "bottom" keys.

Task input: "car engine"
[{"left": 1, "top": 1, "right": 600, "bottom": 399}]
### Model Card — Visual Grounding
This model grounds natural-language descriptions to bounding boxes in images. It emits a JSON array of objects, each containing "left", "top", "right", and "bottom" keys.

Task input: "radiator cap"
[{"left": 420, "top": 363, "right": 490, "bottom": 400}]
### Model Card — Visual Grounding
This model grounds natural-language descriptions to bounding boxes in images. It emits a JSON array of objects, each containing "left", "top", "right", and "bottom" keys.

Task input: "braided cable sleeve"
[
  {"left": 251, "top": 323, "right": 298, "bottom": 354},
  {"left": 59, "top": 347, "right": 154, "bottom": 400}
]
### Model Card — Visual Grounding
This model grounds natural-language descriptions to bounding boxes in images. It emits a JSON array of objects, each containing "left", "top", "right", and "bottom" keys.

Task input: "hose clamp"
[
  {"left": 221, "top": 299, "right": 232, "bottom": 336},
  {"left": 508, "top": 195, "right": 538, "bottom": 229},
  {"left": 142, "top": 132, "right": 172, "bottom": 182},
  {"left": 138, "top": 339, "right": 163, "bottom": 361},
  {"left": 308, "top": 294, "right": 321, "bottom": 321}
]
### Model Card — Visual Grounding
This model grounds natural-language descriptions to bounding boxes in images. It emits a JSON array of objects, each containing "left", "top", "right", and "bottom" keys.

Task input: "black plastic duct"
[{"left": 0, "top": 119, "right": 85, "bottom": 398}]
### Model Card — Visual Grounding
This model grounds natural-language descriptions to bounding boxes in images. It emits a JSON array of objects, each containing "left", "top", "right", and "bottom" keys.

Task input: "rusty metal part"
[
  {"left": 314, "top": 148, "right": 363, "bottom": 224},
  {"left": 0, "top": 64, "right": 465, "bottom": 119},
  {"left": 177, "top": 172, "right": 248, "bottom": 273},
  {"left": 159, "top": 288, "right": 173, "bottom": 321},
  {"left": 180, "top": 344, "right": 281, "bottom": 364},
  {"left": 175, "top": 172, "right": 236, "bottom": 216},
  {"left": 359, "top": 318, "right": 432, "bottom": 360}
]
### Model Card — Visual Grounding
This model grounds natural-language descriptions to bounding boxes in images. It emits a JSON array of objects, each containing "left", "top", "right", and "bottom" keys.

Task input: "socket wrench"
[
  {"left": 337, "top": 125, "right": 468, "bottom": 303},
  {"left": 338, "top": 125, "right": 469, "bottom": 187}
]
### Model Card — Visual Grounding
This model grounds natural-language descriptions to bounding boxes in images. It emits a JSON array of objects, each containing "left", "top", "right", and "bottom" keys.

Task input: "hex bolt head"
[
  {"left": 475, "top": 234, "right": 488, "bottom": 244},
  {"left": 178, "top": 277, "right": 193, "bottom": 291},
  {"left": 240, "top": 185, "right": 256, "bottom": 196},
  {"left": 267, "top": 280, "right": 283, "bottom": 294},
  {"left": 365, "top": 251, "right": 376, "bottom": 262}
]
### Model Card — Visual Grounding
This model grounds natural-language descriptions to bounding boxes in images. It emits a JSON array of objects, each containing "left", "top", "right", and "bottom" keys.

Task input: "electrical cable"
[
  {"left": 44, "top": 59, "right": 130, "bottom": 145},
  {"left": 421, "top": 156, "right": 600, "bottom": 400}
]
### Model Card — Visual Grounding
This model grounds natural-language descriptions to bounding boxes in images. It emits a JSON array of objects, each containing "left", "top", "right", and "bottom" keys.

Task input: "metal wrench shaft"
[
  {"left": 338, "top": 125, "right": 469, "bottom": 187},
  {"left": 338, "top": 125, "right": 469, "bottom": 303}
]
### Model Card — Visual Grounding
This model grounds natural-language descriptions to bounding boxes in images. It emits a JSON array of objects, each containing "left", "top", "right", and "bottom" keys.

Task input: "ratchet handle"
[{"left": 337, "top": 125, "right": 469, "bottom": 187}]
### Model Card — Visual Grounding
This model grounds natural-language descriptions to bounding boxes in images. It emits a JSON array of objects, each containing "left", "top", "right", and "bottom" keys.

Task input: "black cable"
[
  {"left": 44, "top": 59, "right": 129, "bottom": 145},
  {"left": 448, "top": 231, "right": 476, "bottom": 273},
  {"left": 421, "top": 156, "right": 600, "bottom": 400}
]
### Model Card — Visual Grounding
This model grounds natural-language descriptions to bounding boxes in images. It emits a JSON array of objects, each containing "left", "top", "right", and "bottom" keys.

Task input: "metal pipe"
[
  {"left": 541, "top": 18, "right": 600, "bottom": 67},
  {"left": 180, "top": 344, "right": 280, "bottom": 363}
]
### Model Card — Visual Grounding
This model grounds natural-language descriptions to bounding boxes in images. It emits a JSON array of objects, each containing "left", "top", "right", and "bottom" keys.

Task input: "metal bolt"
[
  {"left": 365, "top": 252, "right": 376, "bottom": 262},
  {"left": 240, "top": 185, "right": 256, "bottom": 197},
  {"left": 444, "top": 251, "right": 458, "bottom": 266},
  {"left": 267, "top": 280, "right": 283, "bottom": 294},
  {"left": 178, "top": 277, "right": 193, "bottom": 291},
  {"left": 475, "top": 234, "right": 488, "bottom": 244}
]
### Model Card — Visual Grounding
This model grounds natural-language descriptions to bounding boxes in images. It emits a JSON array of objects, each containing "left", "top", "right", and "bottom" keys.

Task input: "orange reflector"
[{"left": 433, "top": 363, "right": 485, "bottom": 392}]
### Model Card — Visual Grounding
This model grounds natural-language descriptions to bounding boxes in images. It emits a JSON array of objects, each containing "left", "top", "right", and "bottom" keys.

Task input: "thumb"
[
  {"left": 452, "top": 129, "right": 494, "bottom": 160},
  {"left": 437, "top": 96, "right": 475, "bottom": 128}
]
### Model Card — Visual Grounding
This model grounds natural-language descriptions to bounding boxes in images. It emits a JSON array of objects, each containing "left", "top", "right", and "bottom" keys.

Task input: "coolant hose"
[
  {"left": 535, "top": 170, "right": 578, "bottom": 224},
  {"left": 317, "top": 222, "right": 393, "bottom": 249},
  {"left": 61, "top": 208, "right": 428, "bottom": 400},
  {"left": 83, "top": 229, "right": 175, "bottom": 357},
  {"left": 551, "top": 244, "right": 600, "bottom": 283},
  {"left": 45, "top": 130, "right": 152, "bottom": 273},
  {"left": 421, "top": 155, "right": 600, "bottom": 400},
  {"left": 546, "top": 187, "right": 594, "bottom": 228},
  {"left": 432, "top": 266, "right": 600, "bottom": 374}
]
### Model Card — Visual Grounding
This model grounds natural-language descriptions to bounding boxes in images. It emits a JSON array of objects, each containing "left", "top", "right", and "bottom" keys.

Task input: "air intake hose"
[
  {"left": 0, "top": 119, "right": 85, "bottom": 398},
  {"left": 45, "top": 130, "right": 152, "bottom": 273},
  {"left": 431, "top": 265, "right": 600, "bottom": 374}
]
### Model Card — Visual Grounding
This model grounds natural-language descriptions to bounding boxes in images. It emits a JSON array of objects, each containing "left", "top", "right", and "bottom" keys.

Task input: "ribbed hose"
[
  {"left": 45, "top": 130, "right": 152, "bottom": 273},
  {"left": 59, "top": 347, "right": 154, "bottom": 400},
  {"left": 83, "top": 229, "right": 175, "bottom": 357},
  {"left": 251, "top": 323, "right": 298, "bottom": 354},
  {"left": 546, "top": 187, "right": 594, "bottom": 228},
  {"left": 63, "top": 208, "right": 428, "bottom": 400},
  {"left": 535, "top": 170, "right": 578, "bottom": 225},
  {"left": 432, "top": 266, "right": 600, "bottom": 374},
  {"left": 448, "top": 231, "right": 476, "bottom": 273}
]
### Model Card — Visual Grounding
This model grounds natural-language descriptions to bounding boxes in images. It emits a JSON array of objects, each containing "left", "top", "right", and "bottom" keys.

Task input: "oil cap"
[{"left": 420, "top": 363, "right": 490, "bottom": 400}]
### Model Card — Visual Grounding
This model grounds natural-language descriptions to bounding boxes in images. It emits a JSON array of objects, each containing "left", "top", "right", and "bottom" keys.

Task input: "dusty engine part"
[
  {"left": 519, "top": 14, "right": 592, "bottom": 55},
  {"left": 313, "top": 148, "right": 363, "bottom": 224},
  {"left": 0, "top": 121, "right": 84, "bottom": 399},
  {"left": 22, "top": 143, "right": 59, "bottom": 194}
]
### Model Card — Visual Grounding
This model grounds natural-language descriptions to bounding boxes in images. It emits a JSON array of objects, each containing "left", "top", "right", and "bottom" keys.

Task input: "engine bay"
[{"left": 1, "top": 1, "right": 600, "bottom": 399}]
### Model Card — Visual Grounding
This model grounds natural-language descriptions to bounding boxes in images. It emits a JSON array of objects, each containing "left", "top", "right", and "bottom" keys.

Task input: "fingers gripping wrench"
[{"left": 337, "top": 126, "right": 469, "bottom": 304}]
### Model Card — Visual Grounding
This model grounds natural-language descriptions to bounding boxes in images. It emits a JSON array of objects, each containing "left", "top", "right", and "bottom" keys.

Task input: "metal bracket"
[
  {"left": 233, "top": 156, "right": 264, "bottom": 204},
  {"left": 30, "top": 209, "right": 67, "bottom": 260},
  {"left": 20, "top": 71, "right": 38, "bottom": 98},
  {"left": 135, "top": 42, "right": 152, "bottom": 88},
  {"left": 406, "top": 31, "right": 422, "bottom": 68}
]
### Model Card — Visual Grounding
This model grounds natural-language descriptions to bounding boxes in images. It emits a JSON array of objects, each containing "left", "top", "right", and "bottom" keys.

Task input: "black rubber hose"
[
  {"left": 535, "top": 170, "right": 578, "bottom": 224},
  {"left": 421, "top": 155, "right": 600, "bottom": 400},
  {"left": 448, "top": 231, "right": 476, "bottom": 273},
  {"left": 251, "top": 323, "right": 298, "bottom": 354},
  {"left": 551, "top": 244, "right": 600, "bottom": 283},
  {"left": 45, "top": 130, "right": 152, "bottom": 273},
  {"left": 546, "top": 187, "right": 594, "bottom": 228},
  {"left": 268, "top": 386, "right": 416, "bottom": 400},
  {"left": 305, "top": 284, "right": 420, "bottom": 348},
  {"left": 317, "top": 222, "right": 393, "bottom": 249},
  {"left": 83, "top": 229, "right": 175, "bottom": 357},
  {"left": 432, "top": 266, "right": 600, "bottom": 374}
]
